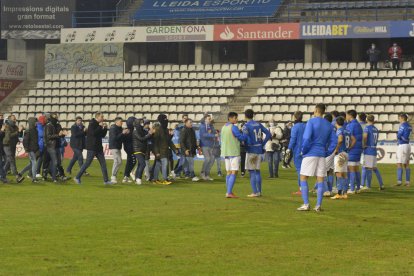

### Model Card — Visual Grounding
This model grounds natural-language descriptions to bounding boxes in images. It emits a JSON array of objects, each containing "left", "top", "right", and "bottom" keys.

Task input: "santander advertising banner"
[{"left": 214, "top": 23, "right": 300, "bottom": 41}]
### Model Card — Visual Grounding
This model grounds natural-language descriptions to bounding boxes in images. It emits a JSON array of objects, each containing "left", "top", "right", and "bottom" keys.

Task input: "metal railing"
[{"left": 71, "top": 3, "right": 414, "bottom": 28}]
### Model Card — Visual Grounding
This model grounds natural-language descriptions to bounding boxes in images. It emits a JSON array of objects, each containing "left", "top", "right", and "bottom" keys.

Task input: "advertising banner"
[
  {"left": 214, "top": 23, "right": 299, "bottom": 41},
  {"left": 134, "top": 0, "right": 282, "bottom": 20},
  {"left": 300, "top": 21, "right": 390, "bottom": 39},
  {"left": 61, "top": 25, "right": 214, "bottom": 44},
  {"left": 390, "top": 20, "right": 414, "bottom": 38},
  {"left": 0, "top": 61, "right": 26, "bottom": 103},
  {"left": 1, "top": 0, "right": 75, "bottom": 39}
]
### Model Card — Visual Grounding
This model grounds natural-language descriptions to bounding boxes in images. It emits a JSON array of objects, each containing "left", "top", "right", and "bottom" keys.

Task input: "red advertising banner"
[
  {"left": 0, "top": 79, "right": 23, "bottom": 102},
  {"left": 214, "top": 23, "right": 300, "bottom": 41}
]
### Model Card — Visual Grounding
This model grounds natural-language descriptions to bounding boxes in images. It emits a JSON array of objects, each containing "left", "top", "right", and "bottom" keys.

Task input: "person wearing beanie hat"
[{"left": 122, "top": 116, "right": 137, "bottom": 183}]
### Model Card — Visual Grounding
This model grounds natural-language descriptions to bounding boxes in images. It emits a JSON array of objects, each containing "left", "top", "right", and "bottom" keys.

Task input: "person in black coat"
[
  {"left": 43, "top": 114, "right": 63, "bottom": 182},
  {"left": 17, "top": 117, "right": 40, "bottom": 183},
  {"left": 66, "top": 116, "right": 86, "bottom": 175},
  {"left": 367, "top": 43, "right": 381, "bottom": 70},
  {"left": 74, "top": 112, "right": 111, "bottom": 185},
  {"left": 132, "top": 118, "right": 153, "bottom": 185},
  {"left": 180, "top": 118, "right": 199, "bottom": 181},
  {"left": 122, "top": 116, "right": 136, "bottom": 183},
  {"left": 0, "top": 114, "right": 7, "bottom": 183}
]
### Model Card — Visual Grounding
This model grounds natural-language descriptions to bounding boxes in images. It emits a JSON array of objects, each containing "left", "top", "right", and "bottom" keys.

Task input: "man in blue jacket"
[
  {"left": 287, "top": 111, "right": 306, "bottom": 195},
  {"left": 200, "top": 114, "right": 218, "bottom": 181}
]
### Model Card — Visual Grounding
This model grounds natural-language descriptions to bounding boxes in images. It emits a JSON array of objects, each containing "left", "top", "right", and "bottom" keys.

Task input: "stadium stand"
[
  {"left": 12, "top": 64, "right": 254, "bottom": 129},
  {"left": 245, "top": 62, "right": 414, "bottom": 141}
]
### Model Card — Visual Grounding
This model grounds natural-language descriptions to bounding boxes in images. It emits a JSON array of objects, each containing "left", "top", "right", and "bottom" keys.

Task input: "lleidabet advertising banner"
[
  {"left": 300, "top": 21, "right": 390, "bottom": 39},
  {"left": 214, "top": 23, "right": 299, "bottom": 41},
  {"left": 1, "top": 0, "right": 75, "bottom": 39},
  {"left": 134, "top": 0, "right": 282, "bottom": 19},
  {"left": 61, "top": 25, "right": 214, "bottom": 44},
  {"left": 0, "top": 61, "right": 26, "bottom": 103}
]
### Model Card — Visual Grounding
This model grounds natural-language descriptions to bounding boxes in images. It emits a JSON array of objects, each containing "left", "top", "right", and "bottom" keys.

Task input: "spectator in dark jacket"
[
  {"left": 17, "top": 117, "right": 40, "bottom": 183},
  {"left": 55, "top": 121, "right": 67, "bottom": 180},
  {"left": 122, "top": 116, "right": 136, "bottom": 183},
  {"left": 152, "top": 114, "right": 177, "bottom": 184},
  {"left": 109, "top": 117, "right": 129, "bottom": 183},
  {"left": 132, "top": 118, "right": 153, "bottom": 185},
  {"left": 3, "top": 115, "right": 19, "bottom": 179},
  {"left": 44, "top": 113, "right": 63, "bottom": 182},
  {"left": 367, "top": 43, "right": 381, "bottom": 70},
  {"left": 282, "top": 121, "right": 293, "bottom": 169},
  {"left": 180, "top": 118, "right": 199, "bottom": 182},
  {"left": 66, "top": 116, "right": 86, "bottom": 175},
  {"left": 0, "top": 116, "right": 8, "bottom": 183},
  {"left": 75, "top": 112, "right": 111, "bottom": 185}
]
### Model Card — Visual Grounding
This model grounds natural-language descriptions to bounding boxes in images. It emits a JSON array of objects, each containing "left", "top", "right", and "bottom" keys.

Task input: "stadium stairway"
[
  {"left": 214, "top": 77, "right": 268, "bottom": 127},
  {"left": 0, "top": 80, "right": 36, "bottom": 113}
]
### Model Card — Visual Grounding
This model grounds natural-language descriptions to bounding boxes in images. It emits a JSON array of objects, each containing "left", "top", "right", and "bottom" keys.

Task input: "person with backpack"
[{"left": 17, "top": 117, "right": 40, "bottom": 183}]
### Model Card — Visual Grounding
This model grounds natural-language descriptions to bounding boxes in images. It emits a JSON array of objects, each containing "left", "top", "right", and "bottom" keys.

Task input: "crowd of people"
[
  {"left": 367, "top": 42, "right": 403, "bottom": 71},
  {"left": 0, "top": 105, "right": 411, "bottom": 212}
]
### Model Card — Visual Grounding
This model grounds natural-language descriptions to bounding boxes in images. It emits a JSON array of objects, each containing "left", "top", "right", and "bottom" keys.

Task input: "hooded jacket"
[
  {"left": 109, "top": 123, "right": 124, "bottom": 150},
  {"left": 44, "top": 117, "right": 60, "bottom": 149},
  {"left": 153, "top": 114, "right": 177, "bottom": 158},
  {"left": 86, "top": 118, "right": 107, "bottom": 152},
  {"left": 123, "top": 116, "right": 135, "bottom": 154},
  {"left": 3, "top": 120, "right": 19, "bottom": 147},
  {"left": 23, "top": 117, "right": 39, "bottom": 152},
  {"left": 132, "top": 119, "right": 152, "bottom": 154},
  {"left": 180, "top": 126, "right": 197, "bottom": 157},
  {"left": 70, "top": 122, "right": 86, "bottom": 150}
]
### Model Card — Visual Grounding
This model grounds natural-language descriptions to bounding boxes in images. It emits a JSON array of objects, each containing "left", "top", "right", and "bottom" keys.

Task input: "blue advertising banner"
[
  {"left": 390, "top": 20, "right": 414, "bottom": 38},
  {"left": 134, "top": 0, "right": 282, "bottom": 20},
  {"left": 300, "top": 21, "right": 390, "bottom": 39}
]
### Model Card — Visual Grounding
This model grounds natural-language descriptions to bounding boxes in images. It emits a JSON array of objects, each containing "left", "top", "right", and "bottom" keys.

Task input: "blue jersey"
[
  {"left": 346, "top": 119, "right": 363, "bottom": 160},
  {"left": 301, "top": 117, "right": 333, "bottom": 158},
  {"left": 363, "top": 124, "right": 378, "bottom": 156},
  {"left": 336, "top": 127, "right": 351, "bottom": 153},
  {"left": 288, "top": 122, "right": 306, "bottom": 158},
  {"left": 331, "top": 118, "right": 337, "bottom": 129},
  {"left": 397, "top": 122, "right": 412, "bottom": 145},
  {"left": 243, "top": 120, "right": 271, "bottom": 154},
  {"left": 327, "top": 127, "right": 338, "bottom": 156}
]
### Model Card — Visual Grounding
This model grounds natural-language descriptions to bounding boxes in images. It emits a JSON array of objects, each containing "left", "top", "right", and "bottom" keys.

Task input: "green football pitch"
[{"left": 0, "top": 159, "right": 413, "bottom": 275}]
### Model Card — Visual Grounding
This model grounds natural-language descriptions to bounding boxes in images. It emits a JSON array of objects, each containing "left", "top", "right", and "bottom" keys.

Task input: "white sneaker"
[
  {"left": 111, "top": 176, "right": 117, "bottom": 184},
  {"left": 361, "top": 186, "right": 370, "bottom": 191},
  {"left": 313, "top": 206, "right": 322, "bottom": 212},
  {"left": 122, "top": 177, "right": 130, "bottom": 183},
  {"left": 192, "top": 177, "right": 199, "bottom": 182},
  {"left": 323, "top": 191, "right": 332, "bottom": 197},
  {"left": 347, "top": 190, "right": 355, "bottom": 195},
  {"left": 136, "top": 178, "right": 142, "bottom": 185},
  {"left": 332, "top": 187, "right": 338, "bottom": 194},
  {"left": 297, "top": 204, "right": 310, "bottom": 211},
  {"left": 129, "top": 172, "right": 135, "bottom": 179},
  {"left": 36, "top": 174, "right": 42, "bottom": 178},
  {"left": 206, "top": 177, "right": 214, "bottom": 181},
  {"left": 170, "top": 171, "right": 176, "bottom": 179}
]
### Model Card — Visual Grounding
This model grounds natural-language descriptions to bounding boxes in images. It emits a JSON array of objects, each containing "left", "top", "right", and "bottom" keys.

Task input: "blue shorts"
[{"left": 348, "top": 152, "right": 362, "bottom": 163}]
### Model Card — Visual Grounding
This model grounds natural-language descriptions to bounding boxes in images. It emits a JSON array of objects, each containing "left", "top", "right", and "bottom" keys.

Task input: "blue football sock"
[
  {"left": 355, "top": 171, "right": 361, "bottom": 190},
  {"left": 255, "top": 170, "right": 262, "bottom": 193},
  {"left": 227, "top": 174, "right": 236, "bottom": 194},
  {"left": 297, "top": 171, "right": 301, "bottom": 188},
  {"left": 366, "top": 169, "right": 373, "bottom": 188},
  {"left": 327, "top": 175, "right": 333, "bottom": 192},
  {"left": 361, "top": 167, "right": 366, "bottom": 187},
  {"left": 249, "top": 170, "right": 257, "bottom": 194},
  {"left": 374, "top": 169, "right": 384, "bottom": 187},
  {"left": 226, "top": 174, "right": 230, "bottom": 191},
  {"left": 349, "top": 172, "right": 356, "bottom": 191},
  {"left": 397, "top": 168, "right": 403, "bottom": 183},
  {"left": 300, "top": 180, "right": 309, "bottom": 205},
  {"left": 336, "top": 177, "right": 343, "bottom": 193},
  {"left": 406, "top": 168, "right": 411, "bottom": 183},
  {"left": 323, "top": 178, "right": 328, "bottom": 193},
  {"left": 316, "top": 182, "right": 324, "bottom": 206}
]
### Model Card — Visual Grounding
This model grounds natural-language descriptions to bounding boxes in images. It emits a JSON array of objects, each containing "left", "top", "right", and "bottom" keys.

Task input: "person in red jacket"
[{"left": 388, "top": 42, "right": 402, "bottom": 71}]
